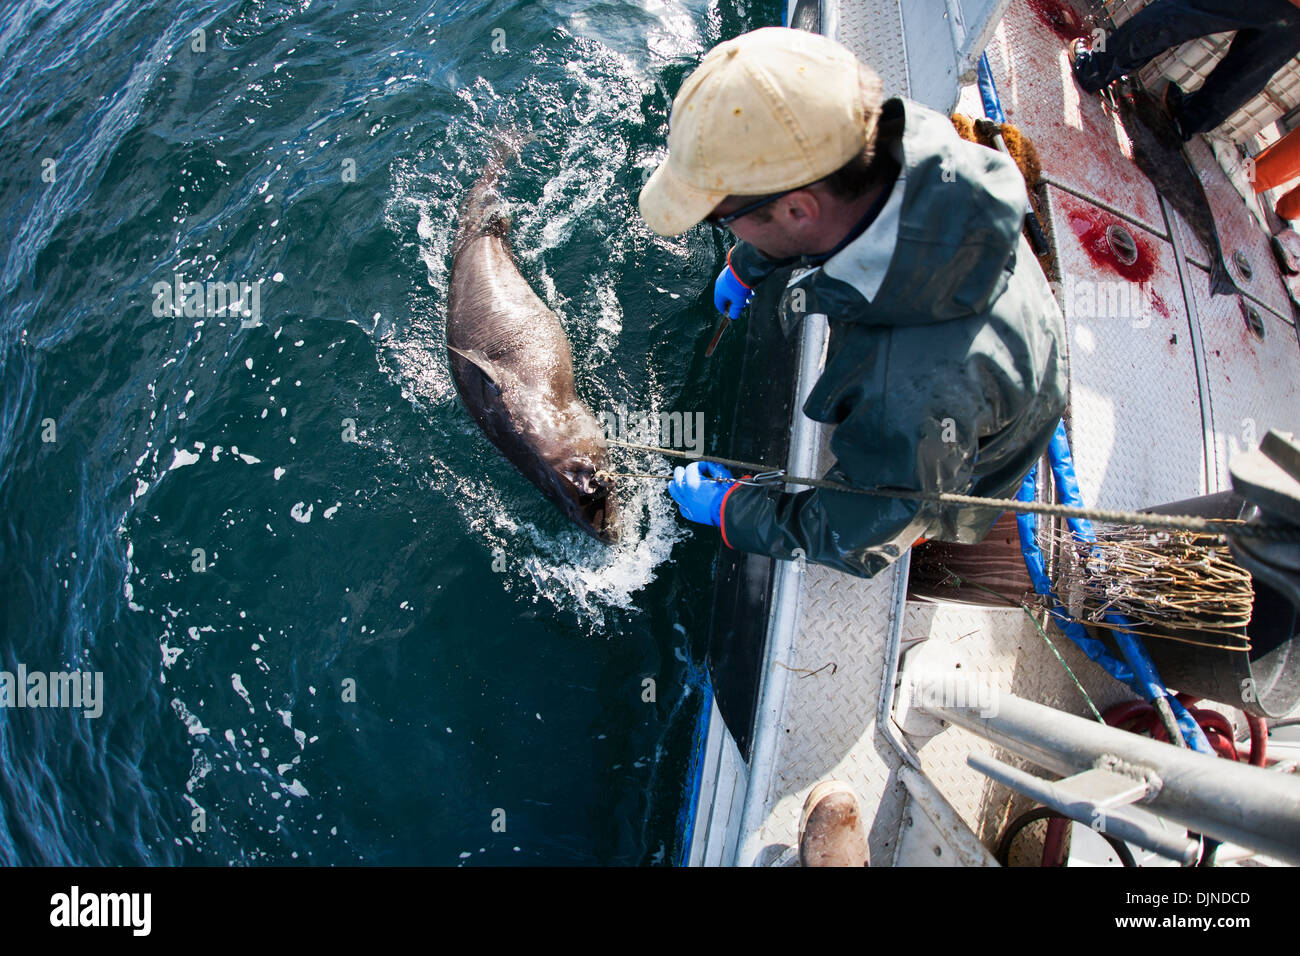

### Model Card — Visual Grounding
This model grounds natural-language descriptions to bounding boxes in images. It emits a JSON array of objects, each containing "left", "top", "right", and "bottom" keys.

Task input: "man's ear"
[{"left": 783, "top": 190, "right": 822, "bottom": 225}]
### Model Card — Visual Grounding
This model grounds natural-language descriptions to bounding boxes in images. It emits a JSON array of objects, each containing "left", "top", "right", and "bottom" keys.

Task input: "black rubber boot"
[{"left": 1164, "top": 82, "right": 1189, "bottom": 142}]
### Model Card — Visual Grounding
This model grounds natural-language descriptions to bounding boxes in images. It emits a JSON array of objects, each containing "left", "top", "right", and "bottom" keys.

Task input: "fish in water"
[
  {"left": 446, "top": 138, "right": 619, "bottom": 544},
  {"left": 1113, "top": 80, "right": 1238, "bottom": 297}
]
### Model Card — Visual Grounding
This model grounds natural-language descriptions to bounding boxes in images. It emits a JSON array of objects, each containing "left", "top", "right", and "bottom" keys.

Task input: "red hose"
[
  {"left": 1105, "top": 699, "right": 1265, "bottom": 762},
  {"left": 1041, "top": 816, "right": 1070, "bottom": 867},
  {"left": 1103, "top": 700, "right": 1154, "bottom": 728},
  {"left": 1034, "top": 698, "right": 1271, "bottom": 866},
  {"left": 1188, "top": 707, "right": 1234, "bottom": 742},
  {"left": 1202, "top": 727, "right": 1239, "bottom": 760},
  {"left": 1246, "top": 714, "right": 1268, "bottom": 767}
]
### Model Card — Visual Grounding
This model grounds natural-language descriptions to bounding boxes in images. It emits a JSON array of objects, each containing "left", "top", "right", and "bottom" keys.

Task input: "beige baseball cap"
[{"left": 639, "top": 27, "right": 884, "bottom": 237}]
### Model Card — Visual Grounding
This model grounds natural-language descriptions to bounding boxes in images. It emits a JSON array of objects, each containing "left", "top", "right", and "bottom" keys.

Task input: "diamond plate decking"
[
  {"left": 829, "top": 0, "right": 910, "bottom": 99},
  {"left": 1046, "top": 185, "right": 1211, "bottom": 510},
  {"left": 737, "top": 561, "right": 909, "bottom": 865},
  {"left": 979, "top": 0, "right": 1166, "bottom": 237},
  {"left": 1191, "top": 275, "right": 1300, "bottom": 491}
]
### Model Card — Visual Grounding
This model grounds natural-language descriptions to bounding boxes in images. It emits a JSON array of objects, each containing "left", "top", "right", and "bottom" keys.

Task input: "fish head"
[{"left": 552, "top": 454, "right": 620, "bottom": 544}]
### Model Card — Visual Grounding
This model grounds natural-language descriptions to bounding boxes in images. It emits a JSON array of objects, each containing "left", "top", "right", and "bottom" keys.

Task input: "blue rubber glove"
[
  {"left": 669, "top": 461, "right": 735, "bottom": 527},
  {"left": 713, "top": 257, "right": 754, "bottom": 320}
]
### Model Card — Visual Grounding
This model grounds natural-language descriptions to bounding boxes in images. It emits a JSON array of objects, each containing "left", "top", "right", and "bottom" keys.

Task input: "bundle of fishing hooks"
[{"left": 1049, "top": 525, "right": 1254, "bottom": 652}]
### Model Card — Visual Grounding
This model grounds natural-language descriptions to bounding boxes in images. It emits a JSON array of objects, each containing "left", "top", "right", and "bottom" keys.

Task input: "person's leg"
[
  {"left": 1074, "top": 0, "right": 1297, "bottom": 93},
  {"left": 1178, "top": 22, "right": 1300, "bottom": 135}
]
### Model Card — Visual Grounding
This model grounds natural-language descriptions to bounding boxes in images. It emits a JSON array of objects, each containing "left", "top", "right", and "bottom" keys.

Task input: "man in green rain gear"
[{"left": 638, "top": 26, "right": 1067, "bottom": 579}]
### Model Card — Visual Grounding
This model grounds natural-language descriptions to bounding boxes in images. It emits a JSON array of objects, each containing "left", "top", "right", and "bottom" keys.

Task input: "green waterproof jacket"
[{"left": 717, "top": 97, "right": 1068, "bottom": 578}]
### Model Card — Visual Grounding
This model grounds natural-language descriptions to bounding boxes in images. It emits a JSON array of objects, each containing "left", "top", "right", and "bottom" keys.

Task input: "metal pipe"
[
  {"left": 912, "top": 674, "right": 1300, "bottom": 864},
  {"left": 733, "top": 312, "right": 829, "bottom": 867},
  {"left": 877, "top": 549, "right": 921, "bottom": 771},
  {"left": 968, "top": 753, "right": 1201, "bottom": 864}
]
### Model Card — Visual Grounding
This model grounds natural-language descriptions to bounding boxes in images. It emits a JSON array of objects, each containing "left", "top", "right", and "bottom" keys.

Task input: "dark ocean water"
[{"left": 0, "top": 0, "right": 780, "bottom": 865}]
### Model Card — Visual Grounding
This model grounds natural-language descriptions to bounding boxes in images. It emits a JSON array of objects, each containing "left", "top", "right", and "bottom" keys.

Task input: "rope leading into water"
[{"left": 601, "top": 438, "right": 1300, "bottom": 543}]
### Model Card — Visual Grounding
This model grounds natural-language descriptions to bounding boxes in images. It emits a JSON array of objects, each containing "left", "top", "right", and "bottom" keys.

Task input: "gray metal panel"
[
  {"left": 955, "top": 0, "right": 1015, "bottom": 68},
  {"left": 1163, "top": 194, "right": 1220, "bottom": 495},
  {"left": 709, "top": 741, "right": 749, "bottom": 866},
  {"left": 1191, "top": 271, "right": 1300, "bottom": 491},
  {"left": 832, "top": 0, "right": 1012, "bottom": 108},
  {"left": 895, "top": 765, "right": 1001, "bottom": 866},
  {"left": 738, "top": 560, "right": 910, "bottom": 866},
  {"left": 899, "top": 0, "right": 963, "bottom": 111},
  {"left": 695, "top": 700, "right": 747, "bottom": 867},
  {"left": 828, "top": 0, "right": 911, "bottom": 98},
  {"left": 1046, "top": 185, "right": 1210, "bottom": 511},
  {"left": 690, "top": 698, "right": 748, "bottom": 867}
]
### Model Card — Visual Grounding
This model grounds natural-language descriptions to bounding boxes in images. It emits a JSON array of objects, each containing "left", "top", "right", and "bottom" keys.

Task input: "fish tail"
[
  {"left": 487, "top": 128, "right": 532, "bottom": 172},
  {"left": 458, "top": 129, "right": 533, "bottom": 242},
  {"left": 1209, "top": 255, "right": 1240, "bottom": 298}
]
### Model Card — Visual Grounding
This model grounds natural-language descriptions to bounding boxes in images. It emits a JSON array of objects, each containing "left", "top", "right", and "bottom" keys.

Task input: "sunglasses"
[
  {"left": 706, "top": 176, "right": 829, "bottom": 228},
  {"left": 706, "top": 190, "right": 794, "bottom": 228}
]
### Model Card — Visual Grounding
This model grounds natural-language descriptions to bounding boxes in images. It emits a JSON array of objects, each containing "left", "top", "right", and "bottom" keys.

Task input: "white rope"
[{"left": 602, "top": 438, "right": 1300, "bottom": 542}]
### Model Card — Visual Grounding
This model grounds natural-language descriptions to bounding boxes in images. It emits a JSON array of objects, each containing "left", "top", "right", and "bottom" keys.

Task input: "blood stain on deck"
[
  {"left": 1067, "top": 207, "right": 1156, "bottom": 284},
  {"left": 1025, "top": 0, "right": 1087, "bottom": 42}
]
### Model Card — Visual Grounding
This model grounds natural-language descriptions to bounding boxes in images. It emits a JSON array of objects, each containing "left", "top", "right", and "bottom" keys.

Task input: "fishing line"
[{"left": 599, "top": 438, "right": 1300, "bottom": 543}]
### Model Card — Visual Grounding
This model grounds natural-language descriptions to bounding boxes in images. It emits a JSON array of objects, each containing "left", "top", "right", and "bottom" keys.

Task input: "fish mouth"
[
  {"left": 585, "top": 502, "right": 620, "bottom": 545},
  {"left": 580, "top": 473, "right": 620, "bottom": 545},
  {"left": 588, "top": 492, "right": 620, "bottom": 545},
  {"left": 560, "top": 461, "right": 620, "bottom": 544}
]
